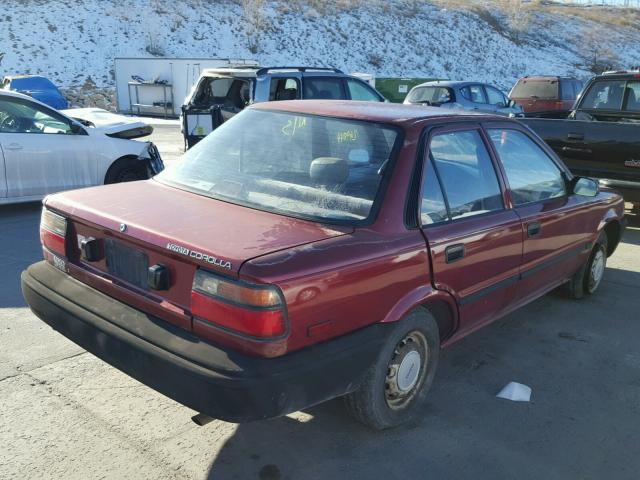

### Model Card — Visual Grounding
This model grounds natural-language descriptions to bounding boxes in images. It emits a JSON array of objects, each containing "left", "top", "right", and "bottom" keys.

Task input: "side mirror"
[
  {"left": 571, "top": 176, "right": 599, "bottom": 197},
  {"left": 69, "top": 122, "right": 86, "bottom": 135},
  {"left": 507, "top": 99, "right": 517, "bottom": 108}
]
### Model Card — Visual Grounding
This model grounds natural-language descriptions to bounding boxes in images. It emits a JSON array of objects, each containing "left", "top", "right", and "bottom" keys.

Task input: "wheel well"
[
  {"left": 603, "top": 221, "right": 621, "bottom": 256},
  {"left": 420, "top": 300, "right": 455, "bottom": 342},
  {"left": 104, "top": 155, "right": 142, "bottom": 184}
]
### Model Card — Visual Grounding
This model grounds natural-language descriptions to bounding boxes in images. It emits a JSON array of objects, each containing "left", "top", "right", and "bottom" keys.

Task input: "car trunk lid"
[{"left": 45, "top": 180, "right": 351, "bottom": 330}]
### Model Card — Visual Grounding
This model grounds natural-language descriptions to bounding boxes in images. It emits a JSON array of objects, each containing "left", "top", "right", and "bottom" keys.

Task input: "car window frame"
[
  {"left": 415, "top": 122, "right": 509, "bottom": 229},
  {"left": 0, "top": 95, "right": 78, "bottom": 135},
  {"left": 481, "top": 121, "right": 572, "bottom": 208}
]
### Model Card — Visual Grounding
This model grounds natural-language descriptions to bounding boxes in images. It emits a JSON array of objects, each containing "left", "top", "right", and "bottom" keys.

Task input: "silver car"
[{"left": 404, "top": 81, "right": 523, "bottom": 116}]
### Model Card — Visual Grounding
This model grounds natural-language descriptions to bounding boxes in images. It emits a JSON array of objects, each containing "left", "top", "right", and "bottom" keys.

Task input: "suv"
[
  {"left": 181, "top": 66, "right": 385, "bottom": 148},
  {"left": 404, "top": 81, "right": 523, "bottom": 116},
  {"left": 23, "top": 101, "right": 625, "bottom": 430},
  {"left": 509, "top": 76, "right": 583, "bottom": 114}
]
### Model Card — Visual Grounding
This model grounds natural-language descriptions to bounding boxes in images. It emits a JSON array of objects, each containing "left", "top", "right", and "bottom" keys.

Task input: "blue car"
[{"left": 2, "top": 75, "right": 68, "bottom": 110}]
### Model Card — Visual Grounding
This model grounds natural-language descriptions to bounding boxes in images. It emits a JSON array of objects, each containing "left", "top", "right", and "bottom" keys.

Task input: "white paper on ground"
[{"left": 496, "top": 382, "right": 532, "bottom": 402}]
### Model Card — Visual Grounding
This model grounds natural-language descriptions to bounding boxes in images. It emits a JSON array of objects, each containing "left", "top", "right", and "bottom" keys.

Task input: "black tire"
[
  {"left": 344, "top": 309, "right": 440, "bottom": 430},
  {"left": 568, "top": 232, "right": 608, "bottom": 299},
  {"left": 105, "top": 158, "right": 148, "bottom": 184}
]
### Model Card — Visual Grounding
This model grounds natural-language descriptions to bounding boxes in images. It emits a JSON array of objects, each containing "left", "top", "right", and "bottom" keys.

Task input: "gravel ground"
[{"left": 1, "top": 123, "right": 639, "bottom": 480}]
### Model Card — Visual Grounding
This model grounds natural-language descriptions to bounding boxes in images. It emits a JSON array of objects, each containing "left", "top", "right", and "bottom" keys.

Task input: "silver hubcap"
[
  {"left": 589, "top": 248, "right": 605, "bottom": 292},
  {"left": 397, "top": 351, "right": 421, "bottom": 392},
  {"left": 385, "top": 331, "right": 428, "bottom": 410}
]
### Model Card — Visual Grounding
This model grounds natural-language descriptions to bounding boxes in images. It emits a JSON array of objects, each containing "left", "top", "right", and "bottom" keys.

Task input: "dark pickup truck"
[{"left": 521, "top": 71, "right": 640, "bottom": 209}]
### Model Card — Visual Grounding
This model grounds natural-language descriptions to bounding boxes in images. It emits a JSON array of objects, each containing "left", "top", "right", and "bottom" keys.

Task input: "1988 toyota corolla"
[{"left": 21, "top": 101, "right": 625, "bottom": 430}]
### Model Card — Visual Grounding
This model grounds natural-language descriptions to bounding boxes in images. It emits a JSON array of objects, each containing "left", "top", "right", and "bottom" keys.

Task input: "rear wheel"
[
  {"left": 104, "top": 157, "right": 148, "bottom": 184},
  {"left": 344, "top": 309, "right": 440, "bottom": 430},
  {"left": 568, "top": 233, "right": 608, "bottom": 299}
]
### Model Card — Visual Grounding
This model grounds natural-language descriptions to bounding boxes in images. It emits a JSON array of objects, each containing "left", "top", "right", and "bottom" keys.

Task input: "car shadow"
[{"left": 0, "top": 202, "right": 43, "bottom": 308}]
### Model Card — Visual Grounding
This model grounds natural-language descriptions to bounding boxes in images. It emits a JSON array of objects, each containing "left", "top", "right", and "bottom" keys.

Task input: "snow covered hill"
[{"left": 1, "top": 0, "right": 639, "bottom": 99}]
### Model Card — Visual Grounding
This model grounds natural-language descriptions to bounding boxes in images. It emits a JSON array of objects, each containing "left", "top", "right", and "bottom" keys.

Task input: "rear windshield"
[
  {"left": 510, "top": 79, "right": 558, "bottom": 99},
  {"left": 156, "top": 109, "right": 399, "bottom": 224},
  {"left": 406, "top": 86, "right": 452, "bottom": 105}
]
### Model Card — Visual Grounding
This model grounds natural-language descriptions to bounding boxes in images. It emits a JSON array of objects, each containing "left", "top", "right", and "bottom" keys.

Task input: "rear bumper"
[{"left": 21, "top": 261, "right": 387, "bottom": 422}]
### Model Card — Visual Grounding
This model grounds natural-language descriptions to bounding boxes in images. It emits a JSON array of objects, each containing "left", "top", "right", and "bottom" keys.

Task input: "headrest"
[{"left": 310, "top": 157, "right": 348, "bottom": 185}]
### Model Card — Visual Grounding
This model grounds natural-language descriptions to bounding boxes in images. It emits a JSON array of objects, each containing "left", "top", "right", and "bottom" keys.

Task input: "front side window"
[
  {"left": 156, "top": 109, "right": 398, "bottom": 223},
  {"left": 460, "top": 85, "right": 486, "bottom": 104},
  {"left": 269, "top": 77, "right": 300, "bottom": 101},
  {"left": 426, "top": 130, "right": 503, "bottom": 221},
  {"left": 406, "top": 86, "right": 452, "bottom": 105},
  {"left": 303, "top": 77, "right": 345, "bottom": 100},
  {"left": 346, "top": 79, "right": 381, "bottom": 102},
  {"left": 580, "top": 80, "right": 625, "bottom": 110},
  {"left": 0, "top": 98, "right": 71, "bottom": 134},
  {"left": 488, "top": 129, "right": 565, "bottom": 205},
  {"left": 485, "top": 86, "right": 506, "bottom": 106}
]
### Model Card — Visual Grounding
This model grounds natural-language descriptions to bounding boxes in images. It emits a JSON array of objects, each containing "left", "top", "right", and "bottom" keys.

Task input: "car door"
[
  {"left": 461, "top": 84, "right": 494, "bottom": 113},
  {"left": 485, "top": 125, "right": 595, "bottom": 304},
  {"left": 419, "top": 125, "right": 523, "bottom": 334},
  {"left": 0, "top": 95, "right": 96, "bottom": 198}
]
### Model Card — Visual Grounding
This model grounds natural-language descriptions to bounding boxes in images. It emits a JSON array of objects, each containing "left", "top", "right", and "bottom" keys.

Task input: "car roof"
[
  {"left": 517, "top": 76, "right": 577, "bottom": 81},
  {"left": 411, "top": 80, "right": 490, "bottom": 89},
  {"left": 200, "top": 67, "right": 350, "bottom": 78},
  {"left": 250, "top": 100, "right": 500, "bottom": 126}
]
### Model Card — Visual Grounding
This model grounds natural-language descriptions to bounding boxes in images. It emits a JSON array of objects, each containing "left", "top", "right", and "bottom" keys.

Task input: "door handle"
[
  {"left": 567, "top": 132, "right": 584, "bottom": 141},
  {"left": 4, "top": 143, "right": 23, "bottom": 151},
  {"left": 527, "top": 222, "right": 541, "bottom": 237},
  {"left": 445, "top": 244, "right": 465, "bottom": 264}
]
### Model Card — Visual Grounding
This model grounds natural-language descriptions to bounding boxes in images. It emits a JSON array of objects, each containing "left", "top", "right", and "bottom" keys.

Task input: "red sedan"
[{"left": 22, "top": 101, "right": 625, "bottom": 430}]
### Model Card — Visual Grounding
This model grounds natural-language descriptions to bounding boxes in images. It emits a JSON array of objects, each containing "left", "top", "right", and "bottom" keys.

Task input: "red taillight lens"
[
  {"left": 191, "top": 269, "right": 286, "bottom": 339},
  {"left": 40, "top": 208, "right": 67, "bottom": 256}
]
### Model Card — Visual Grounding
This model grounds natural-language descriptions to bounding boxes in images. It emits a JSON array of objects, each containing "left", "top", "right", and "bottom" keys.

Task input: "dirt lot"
[{"left": 1, "top": 123, "right": 639, "bottom": 480}]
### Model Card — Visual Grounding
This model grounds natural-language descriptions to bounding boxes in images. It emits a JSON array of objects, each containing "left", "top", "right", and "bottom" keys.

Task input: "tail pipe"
[{"left": 191, "top": 413, "right": 215, "bottom": 426}]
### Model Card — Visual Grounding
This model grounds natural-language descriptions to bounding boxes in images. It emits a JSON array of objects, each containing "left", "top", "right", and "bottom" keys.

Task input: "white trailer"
[{"left": 114, "top": 57, "right": 257, "bottom": 117}]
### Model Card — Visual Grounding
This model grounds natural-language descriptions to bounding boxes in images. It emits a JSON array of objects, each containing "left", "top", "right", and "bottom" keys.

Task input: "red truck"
[{"left": 22, "top": 101, "right": 625, "bottom": 430}]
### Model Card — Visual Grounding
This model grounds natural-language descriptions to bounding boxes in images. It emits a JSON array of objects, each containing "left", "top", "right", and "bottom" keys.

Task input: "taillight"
[
  {"left": 191, "top": 269, "right": 286, "bottom": 339},
  {"left": 40, "top": 208, "right": 67, "bottom": 256}
]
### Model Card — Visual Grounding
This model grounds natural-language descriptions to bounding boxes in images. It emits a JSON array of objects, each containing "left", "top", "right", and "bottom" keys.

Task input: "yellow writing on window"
[
  {"left": 336, "top": 129, "right": 359, "bottom": 143},
  {"left": 281, "top": 116, "right": 307, "bottom": 136}
]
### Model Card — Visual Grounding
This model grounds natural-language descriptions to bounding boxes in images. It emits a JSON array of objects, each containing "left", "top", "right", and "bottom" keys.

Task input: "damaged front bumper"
[{"left": 142, "top": 142, "right": 164, "bottom": 176}]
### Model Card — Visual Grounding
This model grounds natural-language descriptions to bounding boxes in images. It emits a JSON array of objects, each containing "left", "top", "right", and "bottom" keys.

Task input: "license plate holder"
[{"left": 105, "top": 239, "right": 149, "bottom": 290}]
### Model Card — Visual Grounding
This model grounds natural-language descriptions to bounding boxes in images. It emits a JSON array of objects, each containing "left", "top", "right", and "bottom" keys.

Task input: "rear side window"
[
  {"left": 624, "top": 81, "right": 640, "bottom": 112},
  {"left": 192, "top": 77, "right": 251, "bottom": 109},
  {"left": 424, "top": 130, "right": 503, "bottom": 222},
  {"left": 269, "top": 78, "right": 300, "bottom": 101},
  {"left": 460, "top": 85, "right": 486, "bottom": 104},
  {"left": 303, "top": 77, "right": 345, "bottom": 100},
  {"left": 420, "top": 157, "right": 448, "bottom": 225},
  {"left": 406, "top": 86, "right": 452, "bottom": 105},
  {"left": 346, "top": 79, "right": 381, "bottom": 102},
  {"left": 511, "top": 79, "right": 558, "bottom": 99},
  {"left": 560, "top": 80, "right": 574, "bottom": 100},
  {"left": 488, "top": 129, "right": 565, "bottom": 205},
  {"left": 580, "top": 80, "right": 625, "bottom": 110}
]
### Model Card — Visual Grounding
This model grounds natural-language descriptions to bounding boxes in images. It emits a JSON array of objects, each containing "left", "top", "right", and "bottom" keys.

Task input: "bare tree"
[
  {"left": 242, "top": 0, "right": 267, "bottom": 54},
  {"left": 580, "top": 26, "right": 621, "bottom": 73}
]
